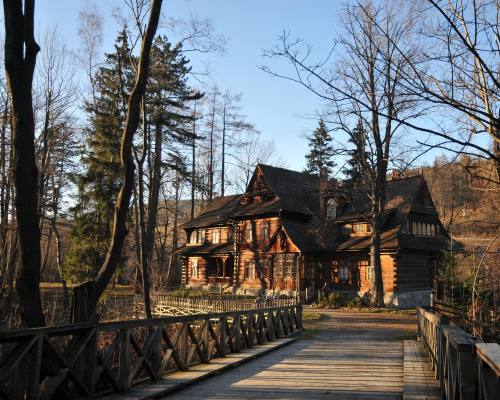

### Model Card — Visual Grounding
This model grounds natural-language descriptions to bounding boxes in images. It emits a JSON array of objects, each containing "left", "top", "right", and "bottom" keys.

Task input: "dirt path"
[{"left": 162, "top": 307, "right": 418, "bottom": 399}]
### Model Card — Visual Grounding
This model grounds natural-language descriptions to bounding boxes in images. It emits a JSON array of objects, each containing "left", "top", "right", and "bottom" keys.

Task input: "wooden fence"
[
  {"left": 0, "top": 304, "right": 302, "bottom": 399},
  {"left": 417, "top": 307, "right": 500, "bottom": 400},
  {"left": 147, "top": 295, "right": 298, "bottom": 316}
]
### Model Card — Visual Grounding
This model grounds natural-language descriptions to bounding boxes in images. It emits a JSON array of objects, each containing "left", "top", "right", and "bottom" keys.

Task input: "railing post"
[
  {"left": 85, "top": 316, "right": 99, "bottom": 395},
  {"left": 203, "top": 317, "right": 210, "bottom": 363},
  {"left": 152, "top": 323, "right": 162, "bottom": 379},
  {"left": 180, "top": 322, "right": 189, "bottom": 371},
  {"left": 119, "top": 328, "right": 130, "bottom": 392},
  {"left": 234, "top": 315, "right": 241, "bottom": 353},
  {"left": 220, "top": 316, "right": 227, "bottom": 357},
  {"left": 437, "top": 315, "right": 449, "bottom": 381}
]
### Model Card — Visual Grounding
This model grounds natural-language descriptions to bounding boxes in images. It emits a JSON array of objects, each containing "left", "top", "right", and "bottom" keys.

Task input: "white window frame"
[
  {"left": 212, "top": 227, "right": 220, "bottom": 244},
  {"left": 191, "top": 259, "right": 198, "bottom": 277},
  {"left": 246, "top": 223, "right": 253, "bottom": 241}
]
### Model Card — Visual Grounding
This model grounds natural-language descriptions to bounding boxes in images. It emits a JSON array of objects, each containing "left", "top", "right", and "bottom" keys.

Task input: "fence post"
[
  {"left": 179, "top": 322, "right": 189, "bottom": 371},
  {"left": 119, "top": 328, "right": 130, "bottom": 392},
  {"left": 437, "top": 315, "right": 449, "bottom": 382}
]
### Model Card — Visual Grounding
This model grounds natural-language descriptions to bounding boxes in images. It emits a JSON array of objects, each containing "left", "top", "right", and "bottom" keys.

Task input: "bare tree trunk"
[
  {"left": 4, "top": 0, "right": 45, "bottom": 327},
  {"left": 72, "top": 0, "right": 163, "bottom": 322}
]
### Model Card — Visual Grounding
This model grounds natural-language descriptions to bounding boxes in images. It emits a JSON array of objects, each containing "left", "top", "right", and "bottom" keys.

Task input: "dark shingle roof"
[
  {"left": 176, "top": 243, "right": 235, "bottom": 256},
  {"left": 182, "top": 164, "right": 320, "bottom": 228}
]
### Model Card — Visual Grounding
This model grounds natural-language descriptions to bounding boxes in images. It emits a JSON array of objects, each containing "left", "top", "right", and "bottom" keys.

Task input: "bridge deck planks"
[{"left": 162, "top": 339, "right": 405, "bottom": 399}]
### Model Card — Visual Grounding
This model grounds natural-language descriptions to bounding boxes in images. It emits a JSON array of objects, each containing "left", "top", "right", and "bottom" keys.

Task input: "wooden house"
[{"left": 176, "top": 164, "right": 449, "bottom": 307}]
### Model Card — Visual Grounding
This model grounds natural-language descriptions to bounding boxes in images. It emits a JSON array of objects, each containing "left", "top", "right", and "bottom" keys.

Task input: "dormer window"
[
  {"left": 326, "top": 198, "right": 337, "bottom": 220},
  {"left": 246, "top": 223, "right": 253, "bottom": 241},
  {"left": 212, "top": 227, "right": 220, "bottom": 244},
  {"left": 197, "top": 229, "right": 205, "bottom": 243},
  {"left": 190, "top": 231, "right": 197, "bottom": 243}
]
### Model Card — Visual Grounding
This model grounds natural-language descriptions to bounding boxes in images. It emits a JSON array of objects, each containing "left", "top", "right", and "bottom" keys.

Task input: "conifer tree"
[
  {"left": 344, "top": 120, "right": 370, "bottom": 185},
  {"left": 304, "top": 119, "right": 336, "bottom": 176},
  {"left": 65, "top": 31, "right": 135, "bottom": 283}
]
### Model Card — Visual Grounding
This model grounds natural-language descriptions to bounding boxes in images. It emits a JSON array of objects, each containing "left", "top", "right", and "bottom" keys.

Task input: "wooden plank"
[
  {"left": 476, "top": 343, "right": 500, "bottom": 376},
  {"left": 403, "top": 340, "right": 440, "bottom": 399},
  {"left": 99, "top": 338, "right": 296, "bottom": 400}
]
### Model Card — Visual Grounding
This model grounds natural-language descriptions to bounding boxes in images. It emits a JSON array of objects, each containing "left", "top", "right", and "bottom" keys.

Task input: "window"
[
  {"left": 426, "top": 223, "right": 431, "bottom": 236},
  {"left": 228, "top": 226, "right": 235, "bottom": 243},
  {"left": 417, "top": 223, "right": 423, "bottom": 235},
  {"left": 285, "top": 261, "right": 292, "bottom": 278},
  {"left": 273, "top": 261, "right": 284, "bottom": 278},
  {"left": 326, "top": 198, "right": 337, "bottom": 220},
  {"left": 259, "top": 262, "right": 269, "bottom": 279},
  {"left": 412, "top": 222, "right": 417, "bottom": 234},
  {"left": 367, "top": 223, "right": 372, "bottom": 233},
  {"left": 197, "top": 229, "right": 205, "bottom": 243},
  {"left": 339, "top": 260, "right": 349, "bottom": 281},
  {"left": 191, "top": 259, "right": 198, "bottom": 277},
  {"left": 261, "top": 221, "right": 269, "bottom": 241},
  {"left": 355, "top": 222, "right": 365, "bottom": 234},
  {"left": 212, "top": 227, "right": 220, "bottom": 244},
  {"left": 431, "top": 224, "right": 435, "bottom": 236},
  {"left": 367, "top": 266, "right": 373, "bottom": 281},
  {"left": 190, "top": 231, "right": 197, "bottom": 243},
  {"left": 245, "top": 223, "right": 253, "bottom": 241},
  {"left": 246, "top": 261, "right": 255, "bottom": 279},
  {"left": 341, "top": 224, "right": 353, "bottom": 234}
]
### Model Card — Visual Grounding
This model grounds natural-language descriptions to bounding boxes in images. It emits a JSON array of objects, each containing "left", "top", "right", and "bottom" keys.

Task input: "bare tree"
[
  {"left": 3, "top": 0, "right": 45, "bottom": 327},
  {"left": 72, "top": 0, "right": 164, "bottom": 323},
  {"left": 262, "top": 0, "right": 421, "bottom": 306},
  {"left": 409, "top": 0, "right": 500, "bottom": 181}
]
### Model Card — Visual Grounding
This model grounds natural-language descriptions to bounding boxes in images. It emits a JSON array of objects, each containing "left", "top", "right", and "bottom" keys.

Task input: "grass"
[{"left": 394, "top": 329, "right": 418, "bottom": 341}]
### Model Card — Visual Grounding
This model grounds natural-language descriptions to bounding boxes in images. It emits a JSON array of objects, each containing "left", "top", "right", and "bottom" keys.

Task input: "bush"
[{"left": 347, "top": 297, "right": 363, "bottom": 309}]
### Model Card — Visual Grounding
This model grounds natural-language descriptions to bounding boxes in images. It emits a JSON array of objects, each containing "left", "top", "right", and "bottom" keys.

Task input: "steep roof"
[
  {"left": 323, "top": 176, "right": 448, "bottom": 252},
  {"left": 180, "top": 166, "right": 449, "bottom": 254},
  {"left": 182, "top": 164, "right": 320, "bottom": 228}
]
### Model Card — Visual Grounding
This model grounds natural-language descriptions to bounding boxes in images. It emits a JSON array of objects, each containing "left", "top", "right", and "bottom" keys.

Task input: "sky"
[{"left": 31, "top": 0, "right": 344, "bottom": 173}]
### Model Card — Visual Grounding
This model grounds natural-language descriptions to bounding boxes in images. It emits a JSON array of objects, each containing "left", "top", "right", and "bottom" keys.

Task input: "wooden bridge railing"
[
  {"left": 0, "top": 304, "right": 301, "bottom": 400},
  {"left": 147, "top": 295, "right": 298, "bottom": 316},
  {"left": 417, "top": 307, "right": 500, "bottom": 400}
]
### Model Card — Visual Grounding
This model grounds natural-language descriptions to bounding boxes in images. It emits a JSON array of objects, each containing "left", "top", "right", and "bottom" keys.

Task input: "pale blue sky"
[{"left": 32, "top": 0, "right": 344, "bottom": 173}]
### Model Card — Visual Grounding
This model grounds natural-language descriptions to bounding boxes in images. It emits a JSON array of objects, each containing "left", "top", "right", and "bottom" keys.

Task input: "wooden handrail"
[
  {"left": 0, "top": 303, "right": 302, "bottom": 399},
  {"left": 417, "top": 307, "right": 500, "bottom": 399}
]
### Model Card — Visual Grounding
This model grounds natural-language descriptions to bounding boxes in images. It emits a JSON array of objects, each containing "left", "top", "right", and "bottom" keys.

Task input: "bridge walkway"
[
  {"left": 102, "top": 308, "right": 440, "bottom": 400},
  {"left": 150, "top": 308, "right": 440, "bottom": 399}
]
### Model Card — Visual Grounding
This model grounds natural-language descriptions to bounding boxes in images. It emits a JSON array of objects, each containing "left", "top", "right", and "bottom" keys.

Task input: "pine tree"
[
  {"left": 65, "top": 31, "right": 135, "bottom": 283},
  {"left": 303, "top": 119, "right": 336, "bottom": 175},
  {"left": 344, "top": 119, "right": 370, "bottom": 185}
]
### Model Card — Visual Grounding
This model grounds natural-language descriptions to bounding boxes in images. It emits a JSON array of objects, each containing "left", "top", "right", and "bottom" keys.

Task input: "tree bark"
[
  {"left": 4, "top": 0, "right": 45, "bottom": 327},
  {"left": 73, "top": 0, "right": 163, "bottom": 322}
]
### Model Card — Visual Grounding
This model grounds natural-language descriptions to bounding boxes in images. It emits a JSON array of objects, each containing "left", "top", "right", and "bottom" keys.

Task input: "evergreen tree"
[
  {"left": 304, "top": 119, "right": 336, "bottom": 175},
  {"left": 65, "top": 31, "right": 135, "bottom": 283},
  {"left": 344, "top": 119, "right": 370, "bottom": 185}
]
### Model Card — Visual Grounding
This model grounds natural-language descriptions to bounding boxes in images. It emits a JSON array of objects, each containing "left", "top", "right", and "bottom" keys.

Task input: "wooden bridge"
[{"left": 0, "top": 304, "right": 499, "bottom": 399}]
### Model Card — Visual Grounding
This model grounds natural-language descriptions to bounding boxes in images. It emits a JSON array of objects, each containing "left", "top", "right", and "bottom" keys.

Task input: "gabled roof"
[
  {"left": 181, "top": 166, "right": 449, "bottom": 254},
  {"left": 182, "top": 164, "right": 320, "bottom": 229},
  {"left": 322, "top": 176, "right": 448, "bottom": 252}
]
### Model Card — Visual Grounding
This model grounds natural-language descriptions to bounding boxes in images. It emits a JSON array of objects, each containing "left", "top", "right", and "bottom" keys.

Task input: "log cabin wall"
[
  {"left": 394, "top": 252, "right": 436, "bottom": 291},
  {"left": 301, "top": 252, "right": 397, "bottom": 294}
]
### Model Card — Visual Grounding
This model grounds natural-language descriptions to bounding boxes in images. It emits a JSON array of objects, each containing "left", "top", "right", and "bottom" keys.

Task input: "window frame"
[
  {"left": 261, "top": 221, "right": 269, "bottom": 241},
  {"left": 245, "top": 223, "right": 253, "bottom": 241},
  {"left": 246, "top": 261, "right": 256, "bottom": 279},
  {"left": 191, "top": 259, "right": 198, "bottom": 277},
  {"left": 339, "top": 260, "right": 349, "bottom": 281},
  {"left": 212, "top": 227, "right": 220, "bottom": 244}
]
